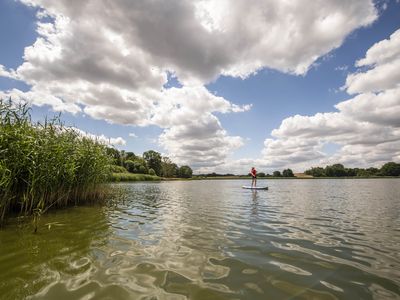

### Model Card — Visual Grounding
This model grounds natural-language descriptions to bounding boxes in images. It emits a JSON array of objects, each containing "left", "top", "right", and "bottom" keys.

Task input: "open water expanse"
[{"left": 0, "top": 179, "right": 400, "bottom": 299}]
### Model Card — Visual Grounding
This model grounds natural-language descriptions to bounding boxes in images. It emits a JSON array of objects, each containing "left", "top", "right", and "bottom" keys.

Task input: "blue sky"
[{"left": 1, "top": 0, "right": 400, "bottom": 173}]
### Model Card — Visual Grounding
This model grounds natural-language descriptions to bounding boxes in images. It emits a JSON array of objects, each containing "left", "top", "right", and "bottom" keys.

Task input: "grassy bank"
[
  {"left": 111, "top": 172, "right": 160, "bottom": 182},
  {"left": 0, "top": 100, "right": 112, "bottom": 227}
]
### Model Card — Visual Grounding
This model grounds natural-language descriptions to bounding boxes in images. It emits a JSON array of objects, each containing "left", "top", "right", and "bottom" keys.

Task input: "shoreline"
[{"left": 114, "top": 175, "right": 400, "bottom": 182}]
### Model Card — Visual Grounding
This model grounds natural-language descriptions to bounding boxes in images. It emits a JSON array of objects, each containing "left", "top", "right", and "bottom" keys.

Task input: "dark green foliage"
[
  {"left": 273, "top": 171, "right": 281, "bottom": 177},
  {"left": 325, "top": 164, "right": 346, "bottom": 177},
  {"left": 143, "top": 150, "right": 162, "bottom": 176},
  {"left": 124, "top": 160, "right": 136, "bottom": 173},
  {"left": 197, "top": 173, "right": 236, "bottom": 177},
  {"left": 305, "top": 163, "right": 399, "bottom": 177},
  {"left": 132, "top": 158, "right": 148, "bottom": 174},
  {"left": 178, "top": 165, "right": 193, "bottom": 178},
  {"left": 110, "top": 165, "right": 128, "bottom": 173},
  {"left": 161, "top": 157, "right": 178, "bottom": 178},
  {"left": 107, "top": 147, "right": 122, "bottom": 166},
  {"left": 380, "top": 162, "right": 400, "bottom": 176},
  {"left": 0, "top": 100, "right": 112, "bottom": 226},
  {"left": 138, "top": 164, "right": 148, "bottom": 174},
  {"left": 148, "top": 168, "right": 156, "bottom": 176},
  {"left": 109, "top": 148, "right": 192, "bottom": 178},
  {"left": 345, "top": 168, "right": 358, "bottom": 177},
  {"left": 258, "top": 172, "right": 266, "bottom": 177},
  {"left": 305, "top": 167, "right": 325, "bottom": 177},
  {"left": 125, "top": 152, "right": 136, "bottom": 161},
  {"left": 282, "top": 169, "right": 294, "bottom": 177}
]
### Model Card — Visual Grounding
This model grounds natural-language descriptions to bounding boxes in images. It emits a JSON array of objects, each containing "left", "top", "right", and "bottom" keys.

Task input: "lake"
[{"left": 1, "top": 179, "right": 399, "bottom": 299}]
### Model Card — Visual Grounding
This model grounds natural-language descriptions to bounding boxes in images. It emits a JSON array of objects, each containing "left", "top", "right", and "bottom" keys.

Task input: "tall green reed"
[{"left": 0, "top": 99, "right": 112, "bottom": 228}]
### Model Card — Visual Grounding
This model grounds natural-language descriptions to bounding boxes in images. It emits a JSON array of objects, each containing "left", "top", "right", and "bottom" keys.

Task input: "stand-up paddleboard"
[{"left": 242, "top": 186, "right": 268, "bottom": 190}]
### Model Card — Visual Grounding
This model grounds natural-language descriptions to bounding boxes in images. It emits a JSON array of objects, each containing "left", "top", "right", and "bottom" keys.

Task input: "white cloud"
[
  {"left": 128, "top": 133, "right": 137, "bottom": 138},
  {"left": 261, "top": 29, "right": 400, "bottom": 171},
  {"left": 159, "top": 114, "right": 245, "bottom": 168},
  {"left": 345, "top": 29, "right": 400, "bottom": 94},
  {"left": 0, "top": 88, "right": 81, "bottom": 113},
  {"left": 71, "top": 127, "right": 126, "bottom": 146},
  {"left": 2, "top": 0, "right": 378, "bottom": 170},
  {"left": 0, "top": 65, "right": 17, "bottom": 79}
]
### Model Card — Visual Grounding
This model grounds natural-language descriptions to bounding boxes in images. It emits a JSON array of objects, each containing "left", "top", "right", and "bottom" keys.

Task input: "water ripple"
[{"left": 1, "top": 179, "right": 400, "bottom": 299}]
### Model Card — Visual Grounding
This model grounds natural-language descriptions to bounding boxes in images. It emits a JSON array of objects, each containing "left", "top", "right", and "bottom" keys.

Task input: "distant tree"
[
  {"left": 110, "top": 165, "right": 128, "bottom": 173},
  {"left": 273, "top": 171, "right": 281, "bottom": 177},
  {"left": 148, "top": 168, "right": 156, "bottom": 176},
  {"left": 125, "top": 152, "right": 136, "bottom": 161},
  {"left": 258, "top": 172, "right": 266, "bottom": 177},
  {"left": 282, "top": 169, "right": 294, "bottom": 177},
  {"left": 124, "top": 159, "right": 135, "bottom": 173},
  {"left": 356, "top": 169, "right": 368, "bottom": 177},
  {"left": 143, "top": 150, "right": 162, "bottom": 176},
  {"left": 366, "top": 167, "right": 379, "bottom": 175},
  {"left": 179, "top": 165, "right": 193, "bottom": 178},
  {"left": 325, "top": 164, "right": 346, "bottom": 177},
  {"left": 380, "top": 162, "right": 400, "bottom": 176},
  {"left": 305, "top": 167, "right": 325, "bottom": 177},
  {"left": 128, "top": 157, "right": 148, "bottom": 174},
  {"left": 138, "top": 164, "right": 148, "bottom": 174},
  {"left": 107, "top": 147, "right": 122, "bottom": 166},
  {"left": 161, "top": 157, "right": 178, "bottom": 178},
  {"left": 345, "top": 168, "right": 358, "bottom": 177}
]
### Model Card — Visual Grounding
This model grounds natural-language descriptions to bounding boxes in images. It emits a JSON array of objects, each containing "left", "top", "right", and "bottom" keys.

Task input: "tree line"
[
  {"left": 304, "top": 162, "right": 400, "bottom": 177},
  {"left": 107, "top": 148, "right": 193, "bottom": 178},
  {"left": 197, "top": 169, "right": 295, "bottom": 178},
  {"left": 251, "top": 169, "right": 295, "bottom": 177}
]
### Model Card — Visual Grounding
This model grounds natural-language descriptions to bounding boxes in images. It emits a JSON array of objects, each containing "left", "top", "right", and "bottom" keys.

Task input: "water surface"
[{"left": 1, "top": 179, "right": 399, "bottom": 299}]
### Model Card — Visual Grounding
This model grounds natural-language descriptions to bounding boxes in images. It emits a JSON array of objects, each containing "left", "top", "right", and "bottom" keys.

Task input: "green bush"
[
  {"left": 110, "top": 165, "right": 128, "bottom": 173},
  {"left": 124, "top": 160, "right": 135, "bottom": 173},
  {"left": 178, "top": 165, "right": 193, "bottom": 178},
  {"left": 148, "top": 168, "right": 156, "bottom": 176}
]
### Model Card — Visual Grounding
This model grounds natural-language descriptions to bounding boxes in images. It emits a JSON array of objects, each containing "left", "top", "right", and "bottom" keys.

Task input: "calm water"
[{"left": 1, "top": 179, "right": 400, "bottom": 299}]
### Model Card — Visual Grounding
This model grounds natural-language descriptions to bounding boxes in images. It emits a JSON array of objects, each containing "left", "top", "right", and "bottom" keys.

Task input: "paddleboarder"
[{"left": 250, "top": 167, "right": 257, "bottom": 187}]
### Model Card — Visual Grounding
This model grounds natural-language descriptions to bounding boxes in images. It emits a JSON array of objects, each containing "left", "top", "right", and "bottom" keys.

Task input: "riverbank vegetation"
[
  {"left": 107, "top": 148, "right": 193, "bottom": 180},
  {"left": 111, "top": 173, "right": 160, "bottom": 182},
  {"left": 0, "top": 100, "right": 111, "bottom": 227},
  {"left": 304, "top": 163, "right": 400, "bottom": 177},
  {"left": 196, "top": 169, "right": 295, "bottom": 179},
  {"left": 195, "top": 163, "right": 400, "bottom": 179}
]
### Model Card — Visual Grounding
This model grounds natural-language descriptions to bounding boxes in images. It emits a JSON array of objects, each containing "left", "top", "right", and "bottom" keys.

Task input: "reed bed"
[{"left": 0, "top": 99, "right": 112, "bottom": 228}]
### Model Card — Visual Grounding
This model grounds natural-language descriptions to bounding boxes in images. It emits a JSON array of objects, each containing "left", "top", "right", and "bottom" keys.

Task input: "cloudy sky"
[{"left": 1, "top": 0, "right": 399, "bottom": 174}]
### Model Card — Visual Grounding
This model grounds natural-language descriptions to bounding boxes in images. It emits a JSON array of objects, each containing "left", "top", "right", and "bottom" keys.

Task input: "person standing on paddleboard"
[{"left": 250, "top": 167, "right": 257, "bottom": 187}]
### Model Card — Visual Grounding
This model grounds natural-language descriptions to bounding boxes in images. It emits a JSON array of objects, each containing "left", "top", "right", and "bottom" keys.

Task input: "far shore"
[{"left": 112, "top": 174, "right": 400, "bottom": 182}]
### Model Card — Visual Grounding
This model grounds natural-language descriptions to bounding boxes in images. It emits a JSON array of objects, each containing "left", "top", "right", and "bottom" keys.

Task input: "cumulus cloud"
[
  {"left": 345, "top": 29, "right": 400, "bottom": 94},
  {"left": 71, "top": 127, "right": 126, "bottom": 146},
  {"left": 1, "top": 0, "right": 378, "bottom": 169},
  {"left": 0, "top": 65, "right": 17, "bottom": 79},
  {"left": 261, "top": 29, "right": 400, "bottom": 171},
  {"left": 159, "top": 113, "right": 244, "bottom": 168}
]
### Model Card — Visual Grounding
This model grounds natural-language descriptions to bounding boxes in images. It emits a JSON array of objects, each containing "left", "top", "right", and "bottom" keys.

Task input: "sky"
[{"left": 0, "top": 0, "right": 399, "bottom": 174}]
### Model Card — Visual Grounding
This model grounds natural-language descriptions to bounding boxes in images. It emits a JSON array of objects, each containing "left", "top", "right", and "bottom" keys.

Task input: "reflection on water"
[{"left": 1, "top": 179, "right": 400, "bottom": 299}]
